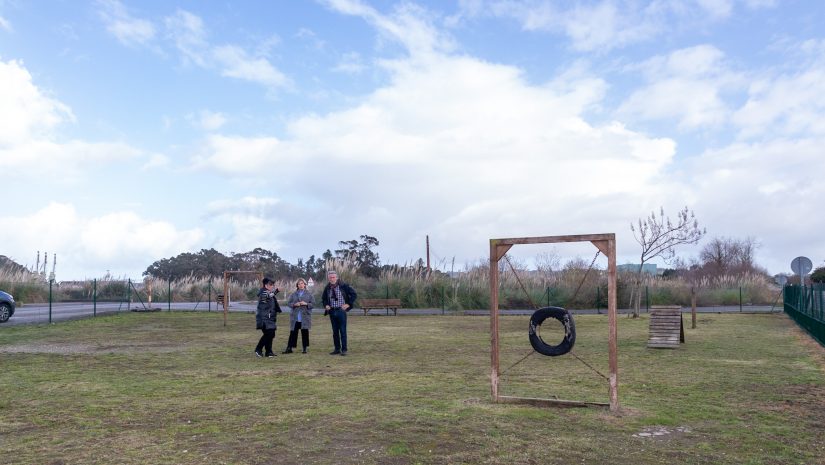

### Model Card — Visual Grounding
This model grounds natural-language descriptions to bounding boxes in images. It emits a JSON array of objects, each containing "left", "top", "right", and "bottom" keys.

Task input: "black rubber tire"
[
  {"left": 0, "top": 303, "right": 11, "bottom": 323},
  {"left": 528, "top": 306, "right": 575, "bottom": 356}
]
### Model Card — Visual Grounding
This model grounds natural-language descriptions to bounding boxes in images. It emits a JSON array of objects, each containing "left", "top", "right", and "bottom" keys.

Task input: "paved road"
[{"left": 0, "top": 301, "right": 780, "bottom": 326}]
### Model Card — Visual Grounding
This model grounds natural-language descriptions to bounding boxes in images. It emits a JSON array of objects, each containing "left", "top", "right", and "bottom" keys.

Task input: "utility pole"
[{"left": 426, "top": 235, "right": 431, "bottom": 270}]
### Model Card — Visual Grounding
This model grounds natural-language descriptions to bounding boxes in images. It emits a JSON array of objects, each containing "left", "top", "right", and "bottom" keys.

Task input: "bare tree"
[
  {"left": 630, "top": 206, "right": 705, "bottom": 317},
  {"left": 535, "top": 250, "right": 561, "bottom": 286},
  {"left": 698, "top": 236, "right": 761, "bottom": 281}
]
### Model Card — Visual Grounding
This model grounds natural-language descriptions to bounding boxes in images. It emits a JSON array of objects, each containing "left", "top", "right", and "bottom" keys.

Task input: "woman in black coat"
[{"left": 254, "top": 277, "right": 282, "bottom": 357}]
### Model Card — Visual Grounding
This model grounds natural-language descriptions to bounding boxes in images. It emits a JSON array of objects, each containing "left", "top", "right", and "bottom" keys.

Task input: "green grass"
[{"left": 0, "top": 312, "right": 823, "bottom": 464}]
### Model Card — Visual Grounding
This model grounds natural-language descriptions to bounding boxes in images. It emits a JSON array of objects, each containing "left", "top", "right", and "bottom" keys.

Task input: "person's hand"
[
  {"left": 325, "top": 305, "right": 331, "bottom": 310},
  {"left": 342, "top": 304, "right": 350, "bottom": 311}
]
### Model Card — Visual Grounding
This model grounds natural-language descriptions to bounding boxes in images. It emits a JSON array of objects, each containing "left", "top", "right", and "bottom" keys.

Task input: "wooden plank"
[
  {"left": 648, "top": 305, "right": 683, "bottom": 349},
  {"left": 497, "top": 395, "right": 609, "bottom": 409},
  {"left": 492, "top": 233, "right": 615, "bottom": 246}
]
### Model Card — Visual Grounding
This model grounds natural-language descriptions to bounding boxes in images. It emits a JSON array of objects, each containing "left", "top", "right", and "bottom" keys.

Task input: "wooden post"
[
  {"left": 606, "top": 239, "right": 618, "bottom": 412},
  {"left": 490, "top": 240, "right": 500, "bottom": 402},
  {"left": 592, "top": 238, "right": 619, "bottom": 412}
]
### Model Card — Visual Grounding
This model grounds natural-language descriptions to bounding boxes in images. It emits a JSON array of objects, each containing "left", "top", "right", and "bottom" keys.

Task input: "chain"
[
  {"left": 501, "top": 249, "right": 607, "bottom": 381},
  {"left": 570, "top": 250, "right": 601, "bottom": 304},
  {"left": 503, "top": 253, "right": 540, "bottom": 310}
]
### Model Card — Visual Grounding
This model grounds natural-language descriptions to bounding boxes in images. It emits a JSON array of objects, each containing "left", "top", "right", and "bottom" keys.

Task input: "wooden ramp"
[{"left": 648, "top": 306, "right": 684, "bottom": 349}]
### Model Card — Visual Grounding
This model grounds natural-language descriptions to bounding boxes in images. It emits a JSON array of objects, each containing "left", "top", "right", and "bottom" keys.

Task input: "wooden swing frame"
[
  {"left": 222, "top": 270, "right": 264, "bottom": 327},
  {"left": 489, "top": 233, "right": 619, "bottom": 411}
]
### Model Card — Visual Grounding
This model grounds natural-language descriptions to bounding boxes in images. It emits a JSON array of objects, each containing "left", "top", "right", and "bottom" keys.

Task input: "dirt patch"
[
  {"left": 632, "top": 425, "right": 692, "bottom": 440},
  {"left": 0, "top": 341, "right": 183, "bottom": 355}
]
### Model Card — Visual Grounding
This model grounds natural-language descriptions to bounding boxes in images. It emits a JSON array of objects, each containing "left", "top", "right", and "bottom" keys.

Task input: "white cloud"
[
  {"left": 97, "top": 0, "right": 156, "bottom": 47},
  {"left": 164, "top": 9, "right": 208, "bottom": 67},
  {"left": 163, "top": 10, "right": 290, "bottom": 90},
  {"left": 1, "top": 139, "right": 142, "bottom": 179},
  {"left": 471, "top": 0, "right": 778, "bottom": 52},
  {"left": 324, "top": 0, "right": 456, "bottom": 58},
  {"left": 141, "top": 153, "right": 171, "bottom": 170},
  {"left": 188, "top": 110, "right": 227, "bottom": 131},
  {"left": 0, "top": 16, "right": 12, "bottom": 33},
  {"left": 617, "top": 45, "right": 742, "bottom": 129},
  {"left": 0, "top": 58, "right": 148, "bottom": 178},
  {"left": 0, "top": 59, "right": 74, "bottom": 146},
  {"left": 206, "top": 197, "right": 290, "bottom": 253},
  {"left": 189, "top": 41, "right": 678, "bottom": 265},
  {"left": 333, "top": 52, "right": 366, "bottom": 74},
  {"left": 686, "top": 137, "right": 825, "bottom": 273},
  {"left": 733, "top": 66, "right": 825, "bottom": 139},
  {"left": 212, "top": 45, "right": 289, "bottom": 88},
  {"left": 0, "top": 203, "right": 204, "bottom": 279},
  {"left": 192, "top": 134, "right": 284, "bottom": 174}
]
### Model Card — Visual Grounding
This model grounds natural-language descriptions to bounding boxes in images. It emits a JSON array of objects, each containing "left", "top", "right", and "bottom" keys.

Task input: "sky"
[{"left": 1, "top": 0, "right": 824, "bottom": 280}]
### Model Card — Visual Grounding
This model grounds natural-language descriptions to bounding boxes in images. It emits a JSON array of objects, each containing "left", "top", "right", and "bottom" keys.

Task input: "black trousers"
[
  {"left": 256, "top": 328, "right": 275, "bottom": 354},
  {"left": 287, "top": 322, "right": 309, "bottom": 349}
]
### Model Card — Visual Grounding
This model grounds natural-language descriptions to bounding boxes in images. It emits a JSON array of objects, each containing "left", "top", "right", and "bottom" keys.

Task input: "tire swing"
[{"left": 528, "top": 306, "right": 576, "bottom": 356}]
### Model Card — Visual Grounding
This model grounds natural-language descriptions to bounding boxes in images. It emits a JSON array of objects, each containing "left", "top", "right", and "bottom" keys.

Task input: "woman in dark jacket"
[
  {"left": 255, "top": 277, "right": 281, "bottom": 357},
  {"left": 283, "top": 278, "right": 314, "bottom": 354}
]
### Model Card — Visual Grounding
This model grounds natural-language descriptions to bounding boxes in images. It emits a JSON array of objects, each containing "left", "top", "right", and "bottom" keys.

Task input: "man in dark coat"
[
  {"left": 322, "top": 270, "right": 357, "bottom": 356},
  {"left": 255, "top": 277, "right": 282, "bottom": 357}
]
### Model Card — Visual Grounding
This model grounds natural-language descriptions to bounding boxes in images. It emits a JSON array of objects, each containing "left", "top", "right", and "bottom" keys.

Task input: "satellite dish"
[
  {"left": 774, "top": 275, "right": 788, "bottom": 286},
  {"left": 791, "top": 256, "right": 813, "bottom": 275}
]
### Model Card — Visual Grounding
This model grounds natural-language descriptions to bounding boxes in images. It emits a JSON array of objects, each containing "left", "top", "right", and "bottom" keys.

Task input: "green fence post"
[
  {"left": 442, "top": 287, "right": 446, "bottom": 315},
  {"left": 596, "top": 286, "right": 601, "bottom": 314},
  {"left": 208, "top": 280, "right": 212, "bottom": 312},
  {"left": 126, "top": 279, "right": 132, "bottom": 313},
  {"left": 93, "top": 279, "right": 97, "bottom": 317},
  {"left": 386, "top": 283, "right": 389, "bottom": 299},
  {"left": 739, "top": 286, "right": 743, "bottom": 312},
  {"left": 48, "top": 279, "right": 53, "bottom": 324},
  {"left": 168, "top": 280, "right": 172, "bottom": 312},
  {"left": 546, "top": 287, "right": 550, "bottom": 307}
]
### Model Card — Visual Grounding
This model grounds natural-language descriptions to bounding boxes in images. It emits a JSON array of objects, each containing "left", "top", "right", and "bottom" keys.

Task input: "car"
[{"left": 0, "top": 290, "right": 15, "bottom": 323}]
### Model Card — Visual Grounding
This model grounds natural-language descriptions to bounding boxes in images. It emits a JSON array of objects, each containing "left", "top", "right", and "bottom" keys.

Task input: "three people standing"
[
  {"left": 283, "top": 278, "right": 314, "bottom": 354},
  {"left": 253, "top": 271, "right": 357, "bottom": 358}
]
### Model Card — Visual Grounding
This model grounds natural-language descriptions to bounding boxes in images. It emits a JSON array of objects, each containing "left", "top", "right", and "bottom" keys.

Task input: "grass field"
[{"left": 1, "top": 311, "right": 823, "bottom": 465}]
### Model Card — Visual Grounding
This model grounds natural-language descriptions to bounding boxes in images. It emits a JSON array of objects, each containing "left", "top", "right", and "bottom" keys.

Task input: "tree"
[
  {"left": 630, "top": 206, "right": 705, "bottom": 317},
  {"left": 697, "top": 236, "right": 762, "bottom": 281},
  {"left": 335, "top": 235, "right": 381, "bottom": 278},
  {"left": 812, "top": 267, "right": 825, "bottom": 283}
]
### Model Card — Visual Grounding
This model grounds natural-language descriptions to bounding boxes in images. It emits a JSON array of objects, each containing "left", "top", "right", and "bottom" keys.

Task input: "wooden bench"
[
  {"left": 216, "top": 294, "right": 225, "bottom": 307},
  {"left": 359, "top": 298, "right": 402, "bottom": 316}
]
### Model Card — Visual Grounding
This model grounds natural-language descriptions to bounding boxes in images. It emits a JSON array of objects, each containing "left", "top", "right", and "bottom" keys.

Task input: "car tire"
[
  {"left": 0, "top": 303, "right": 11, "bottom": 323},
  {"left": 528, "top": 306, "right": 576, "bottom": 356}
]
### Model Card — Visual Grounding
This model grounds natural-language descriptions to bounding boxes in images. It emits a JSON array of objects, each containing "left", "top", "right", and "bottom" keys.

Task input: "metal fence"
[
  {"left": 4, "top": 279, "right": 236, "bottom": 326},
  {"left": 784, "top": 284, "right": 825, "bottom": 346}
]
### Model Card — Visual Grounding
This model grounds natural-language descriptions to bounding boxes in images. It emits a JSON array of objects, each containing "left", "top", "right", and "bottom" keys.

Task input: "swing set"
[{"left": 489, "top": 233, "right": 619, "bottom": 412}]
